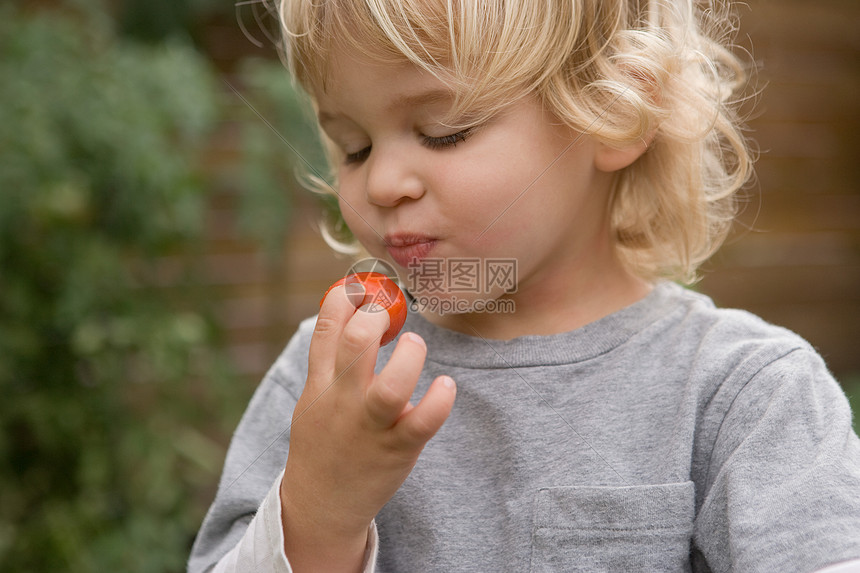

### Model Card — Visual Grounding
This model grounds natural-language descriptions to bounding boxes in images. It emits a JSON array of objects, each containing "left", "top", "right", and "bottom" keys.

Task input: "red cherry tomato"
[{"left": 320, "top": 272, "right": 408, "bottom": 346}]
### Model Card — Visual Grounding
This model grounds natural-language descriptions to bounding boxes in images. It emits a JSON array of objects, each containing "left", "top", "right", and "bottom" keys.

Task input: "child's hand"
[{"left": 280, "top": 282, "right": 456, "bottom": 572}]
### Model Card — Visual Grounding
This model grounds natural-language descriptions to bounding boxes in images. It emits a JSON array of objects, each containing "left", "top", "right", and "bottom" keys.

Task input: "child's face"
[{"left": 315, "top": 48, "right": 627, "bottom": 328}]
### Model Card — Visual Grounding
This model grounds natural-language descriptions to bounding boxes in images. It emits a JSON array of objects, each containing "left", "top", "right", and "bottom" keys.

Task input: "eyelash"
[
  {"left": 422, "top": 128, "right": 472, "bottom": 150},
  {"left": 344, "top": 147, "right": 370, "bottom": 165},
  {"left": 343, "top": 128, "right": 473, "bottom": 165}
]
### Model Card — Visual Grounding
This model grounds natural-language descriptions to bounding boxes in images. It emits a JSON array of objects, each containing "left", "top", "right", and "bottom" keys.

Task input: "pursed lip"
[{"left": 384, "top": 233, "right": 438, "bottom": 267}]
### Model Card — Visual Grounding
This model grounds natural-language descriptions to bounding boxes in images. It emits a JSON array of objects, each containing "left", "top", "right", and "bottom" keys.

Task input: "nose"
[{"left": 364, "top": 144, "right": 425, "bottom": 207}]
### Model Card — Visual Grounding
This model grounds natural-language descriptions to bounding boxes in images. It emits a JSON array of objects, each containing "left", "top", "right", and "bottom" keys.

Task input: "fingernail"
[
  {"left": 404, "top": 332, "right": 425, "bottom": 349},
  {"left": 440, "top": 376, "right": 455, "bottom": 391},
  {"left": 344, "top": 282, "right": 366, "bottom": 307}
]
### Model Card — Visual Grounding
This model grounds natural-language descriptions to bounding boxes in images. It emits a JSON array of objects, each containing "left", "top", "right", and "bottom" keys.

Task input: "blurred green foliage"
[
  {"left": 231, "top": 57, "right": 332, "bottom": 258},
  {"left": 0, "top": 2, "right": 257, "bottom": 570},
  {"left": 115, "top": 0, "right": 341, "bottom": 255},
  {"left": 118, "top": 0, "right": 234, "bottom": 44},
  {"left": 844, "top": 375, "right": 860, "bottom": 437}
]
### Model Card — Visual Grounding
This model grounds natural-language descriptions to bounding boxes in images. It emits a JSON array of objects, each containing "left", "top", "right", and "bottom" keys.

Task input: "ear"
[{"left": 594, "top": 132, "right": 655, "bottom": 173}]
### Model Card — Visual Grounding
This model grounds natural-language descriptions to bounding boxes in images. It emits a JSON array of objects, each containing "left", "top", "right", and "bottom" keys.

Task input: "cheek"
[
  {"left": 442, "top": 149, "right": 523, "bottom": 205},
  {"left": 339, "top": 202, "right": 366, "bottom": 230},
  {"left": 452, "top": 157, "right": 595, "bottom": 255},
  {"left": 444, "top": 155, "right": 544, "bottom": 236},
  {"left": 336, "top": 186, "right": 375, "bottom": 242}
]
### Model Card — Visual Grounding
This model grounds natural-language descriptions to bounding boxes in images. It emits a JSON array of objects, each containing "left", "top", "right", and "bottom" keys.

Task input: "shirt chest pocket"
[{"left": 529, "top": 482, "right": 696, "bottom": 573}]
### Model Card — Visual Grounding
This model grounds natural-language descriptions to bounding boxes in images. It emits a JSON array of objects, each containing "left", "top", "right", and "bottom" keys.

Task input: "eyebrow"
[
  {"left": 318, "top": 88, "right": 455, "bottom": 125},
  {"left": 385, "top": 88, "right": 454, "bottom": 112}
]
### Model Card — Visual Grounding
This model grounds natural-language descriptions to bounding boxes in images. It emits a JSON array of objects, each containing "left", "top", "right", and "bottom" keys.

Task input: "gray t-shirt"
[{"left": 189, "top": 282, "right": 860, "bottom": 572}]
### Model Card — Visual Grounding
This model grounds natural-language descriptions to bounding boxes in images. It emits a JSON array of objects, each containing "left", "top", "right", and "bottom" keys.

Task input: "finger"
[
  {"left": 395, "top": 375, "right": 457, "bottom": 448},
  {"left": 307, "top": 283, "right": 365, "bottom": 387},
  {"left": 332, "top": 302, "right": 390, "bottom": 387},
  {"left": 365, "top": 332, "right": 428, "bottom": 427}
]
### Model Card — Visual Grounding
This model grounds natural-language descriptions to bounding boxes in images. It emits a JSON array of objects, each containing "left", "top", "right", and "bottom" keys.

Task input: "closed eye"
[
  {"left": 343, "top": 127, "right": 473, "bottom": 165},
  {"left": 422, "top": 128, "right": 472, "bottom": 150},
  {"left": 344, "top": 146, "right": 371, "bottom": 165}
]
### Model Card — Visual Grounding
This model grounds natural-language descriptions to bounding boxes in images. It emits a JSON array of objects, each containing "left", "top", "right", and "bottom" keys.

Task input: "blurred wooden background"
[
  {"left": 197, "top": 0, "right": 859, "bottom": 384},
  {"left": 697, "top": 0, "right": 859, "bottom": 378}
]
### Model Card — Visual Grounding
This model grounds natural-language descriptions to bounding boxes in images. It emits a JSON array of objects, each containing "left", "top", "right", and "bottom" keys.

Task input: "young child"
[{"left": 189, "top": 0, "right": 860, "bottom": 571}]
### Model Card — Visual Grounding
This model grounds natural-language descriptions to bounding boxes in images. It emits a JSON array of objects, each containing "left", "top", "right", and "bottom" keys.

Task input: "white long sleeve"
[
  {"left": 210, "top": 471, "right": 378, "bottom": 573},
  {"left": 816, "top": 561, "right": 860, "bottom": 573}
]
